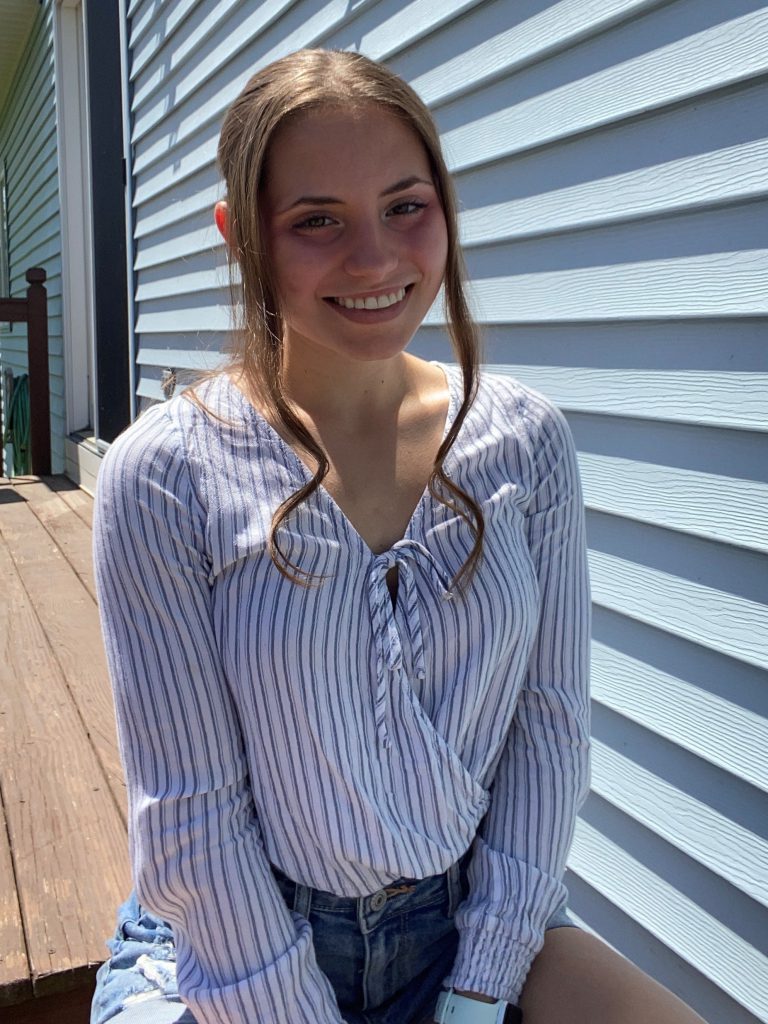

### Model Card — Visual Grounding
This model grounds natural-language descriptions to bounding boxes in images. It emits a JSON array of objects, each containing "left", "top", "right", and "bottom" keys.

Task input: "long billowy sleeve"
[
  {"left": 93, "top": 404, "right": 344, "bottom": 1024},
  {"left": 447, "top": 397, "right": 592, "bottom": 1002}
]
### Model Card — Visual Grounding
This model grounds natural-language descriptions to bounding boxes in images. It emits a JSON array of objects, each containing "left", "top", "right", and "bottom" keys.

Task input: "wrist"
[{"left": 434, "top": 988, "right": 522, "bottom": 1023}]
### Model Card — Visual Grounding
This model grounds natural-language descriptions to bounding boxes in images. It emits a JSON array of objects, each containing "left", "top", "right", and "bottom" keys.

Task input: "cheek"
[
  {"left": 270, "top": 240, "right": 322, "bottom": 305},
  {"left": 413, "top": 211, "right": 449, "bottom": 275}
]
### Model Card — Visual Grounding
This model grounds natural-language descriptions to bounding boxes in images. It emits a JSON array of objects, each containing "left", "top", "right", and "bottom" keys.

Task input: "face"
[{"left": 252, "top": 104, "right": 449, "bottom": 368}]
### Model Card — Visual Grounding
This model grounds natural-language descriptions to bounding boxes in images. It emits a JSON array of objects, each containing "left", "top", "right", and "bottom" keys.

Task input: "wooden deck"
[{"left": 0, "top": 475, "right": 131, "bottom": 1023}]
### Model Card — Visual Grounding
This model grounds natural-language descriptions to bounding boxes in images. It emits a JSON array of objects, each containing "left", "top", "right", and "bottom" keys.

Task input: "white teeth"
[{"left": 335, "top": 287, "right": 406, "bottom": 309}]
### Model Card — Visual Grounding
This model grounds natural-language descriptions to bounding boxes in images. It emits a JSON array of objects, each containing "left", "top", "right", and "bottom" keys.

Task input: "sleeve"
[
  {"left": 446, "top": 396, "right": 592, "bottom": 1003},
  {"left": 92, "top": 405, "right": 344, "bottom": 1024}
]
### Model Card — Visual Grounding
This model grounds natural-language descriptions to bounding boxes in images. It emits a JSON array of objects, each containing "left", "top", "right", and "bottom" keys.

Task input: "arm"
[
  {"left": 93, "top": 403, "right": 344, "bottom": 1024},
  {"left": 447, "top": 398, "right": 592, "bottom": 1003}
]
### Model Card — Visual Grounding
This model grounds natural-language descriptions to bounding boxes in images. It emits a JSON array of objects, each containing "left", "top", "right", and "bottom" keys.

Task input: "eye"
[
  {"left": 388, "top": 200, "right": 427, "bottom": 218},
  {"left": 294, "top": 214, "right": 336, "bottom": 231}
]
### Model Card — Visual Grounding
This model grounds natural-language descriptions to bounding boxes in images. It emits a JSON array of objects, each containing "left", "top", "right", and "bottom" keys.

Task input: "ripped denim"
[{"left": 90, "top": 892, "right": 193, "bottom": 1024}]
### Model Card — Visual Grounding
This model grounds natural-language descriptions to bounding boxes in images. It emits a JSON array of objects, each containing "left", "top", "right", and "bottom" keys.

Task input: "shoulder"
[
  {"left": 98, "top": 400, "right": 179, "bottom": 487},
  {"left": 471, "top": 367, "right": 574, "bottom": 456},
  {"left": 95, "top": 378, "right": 228, "bottom": 517},
  {"left": 99, "top": 373, "right": 238, "bottom": 476}
]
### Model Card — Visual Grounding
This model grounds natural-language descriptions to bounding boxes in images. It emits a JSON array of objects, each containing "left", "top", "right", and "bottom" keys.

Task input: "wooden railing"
[{"left": 0, "top": 267, "right": 50, "bottom": 475}]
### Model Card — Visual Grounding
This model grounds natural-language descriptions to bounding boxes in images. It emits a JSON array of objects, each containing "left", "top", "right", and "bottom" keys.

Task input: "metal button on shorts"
[{"left": 369, "top": 890, "right": 387, "bottom": 911}]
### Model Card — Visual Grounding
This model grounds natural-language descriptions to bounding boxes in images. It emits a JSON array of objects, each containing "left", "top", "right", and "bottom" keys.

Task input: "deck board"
[
  {"left": 0, "top": 793, "right": 30, "bottom": 1006},
  {"left": 4, "top": 479, "right": 127, "bottom": 815},
  {"left": 20, "top": 478, "right": 98, "bottom": 597},
  {"left": 0, "top": 476, "right": 130, "bottom": 1015}
]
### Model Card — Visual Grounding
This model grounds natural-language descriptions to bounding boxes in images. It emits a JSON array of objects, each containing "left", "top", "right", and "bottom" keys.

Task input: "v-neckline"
[{"left": 226, "top": 362, "right": 459, "bottom": 559}]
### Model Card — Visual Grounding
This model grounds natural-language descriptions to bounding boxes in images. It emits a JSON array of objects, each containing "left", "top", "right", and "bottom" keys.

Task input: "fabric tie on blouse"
[{"left": 366, "top": 539, "right": 454, "bottom": 749}]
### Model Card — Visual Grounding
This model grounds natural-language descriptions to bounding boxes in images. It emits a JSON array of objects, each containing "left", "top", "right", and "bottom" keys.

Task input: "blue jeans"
[{"left": 91, "top": 856, "right": 574, "bottom": 1024}]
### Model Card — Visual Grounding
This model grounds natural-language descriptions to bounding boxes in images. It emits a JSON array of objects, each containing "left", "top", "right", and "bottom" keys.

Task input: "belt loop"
[{"left": 292, "top": 880, "right": 313, "bottom": 920}]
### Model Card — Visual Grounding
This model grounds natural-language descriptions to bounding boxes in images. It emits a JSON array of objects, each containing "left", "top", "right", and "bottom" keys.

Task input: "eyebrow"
[{"left": 284, "top": 176, "right": 434, "bottom": 211}]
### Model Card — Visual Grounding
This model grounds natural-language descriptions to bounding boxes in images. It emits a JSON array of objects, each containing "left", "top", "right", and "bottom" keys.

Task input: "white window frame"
[
  {"left": 53, "top": 0, "right": 96, "bottom": 434},
  {"left": 0, "top": 158, "right": 10, "bottom": 332}
]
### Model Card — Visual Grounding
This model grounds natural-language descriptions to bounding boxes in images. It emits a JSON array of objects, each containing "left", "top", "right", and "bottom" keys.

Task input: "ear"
[{"left": 214, "top": 200, "right": 230, "bottom": 244}]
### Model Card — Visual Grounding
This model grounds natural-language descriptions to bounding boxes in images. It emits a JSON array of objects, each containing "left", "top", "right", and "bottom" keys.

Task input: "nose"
[{"left": 342, "top": 219, "right": 398, "bottom": 280}]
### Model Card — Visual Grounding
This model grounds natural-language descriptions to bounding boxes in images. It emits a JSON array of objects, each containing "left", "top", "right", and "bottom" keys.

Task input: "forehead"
[{"left": 262, "top": 104, "right": 433, "bottom": 204}]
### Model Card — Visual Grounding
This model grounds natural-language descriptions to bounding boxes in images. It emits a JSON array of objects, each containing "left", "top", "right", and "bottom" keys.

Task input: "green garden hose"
[{"left": 3, "top": 373, "right": 31, "bottom": 476}]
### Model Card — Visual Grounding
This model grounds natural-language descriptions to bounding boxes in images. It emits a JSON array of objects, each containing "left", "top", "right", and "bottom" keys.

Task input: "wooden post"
[{"left": 25, "top": 268, "right": 50, "bottom": 476}]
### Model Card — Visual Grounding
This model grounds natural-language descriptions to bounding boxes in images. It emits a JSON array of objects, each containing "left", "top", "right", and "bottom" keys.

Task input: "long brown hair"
[{"left": 183, "top": 48, "right": 484, "bottom": 589}]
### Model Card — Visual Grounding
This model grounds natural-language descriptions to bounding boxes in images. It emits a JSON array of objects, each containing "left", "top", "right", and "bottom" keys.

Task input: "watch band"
[{"left": 434, "top": 989, "right": 515, "bottom": 1023}]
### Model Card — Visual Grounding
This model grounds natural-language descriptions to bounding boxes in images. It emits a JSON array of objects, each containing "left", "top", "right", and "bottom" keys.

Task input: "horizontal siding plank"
[
  {"left": 327, "top": 0, "right": 484, "bottom": 61},
  {"left": 134, "top": 224, "right": 221, "bottom": 270},
  {"left": 590, "top": 739, "right": 768, "bottom": 906},
  {"left": 420, "top": 318, "right": 767, "bottom": 373},
  {"left": 440, "top": 9, "right": 768, "bottom": 172},
  {"left": 484, "top": 365, "right": 767, "bottom": 431},
  {"left": 136, "top": 379, "right": 169, "bottom": 404},
  {"left": 459, "top": 139, "right": 768, "bottom": 246},
  {"left": 402, "top": 0, "right": 669, "bottom": 106},
  {"left": 135, "top": 267, "right": 226, "bottom": 301},
  {"left": 569, "top": 819, "right": 768, "bottom": 1019},
  {"left": 589, "top": 550, "right": 768, "bottom": 670},
  {"left": 422, "top": 252, "right": 768, "bottom": 324},
  {"left": 127, "top": 0, "right": 150, "bottom": 25},
  {"left": 579, "top": 453, "right": 768, "bottom": 553},
  {"left": 591, "top": 640, "right": 768, "bottom": 794},
  {"left": 134, "top": 306, "right": 229, "bottom": 335},
  {"left": 544, "top": 365, "right": 768, "bottom": 428},
  {"left": 135, "top": 344, "right": 223, "bottom": 371}
]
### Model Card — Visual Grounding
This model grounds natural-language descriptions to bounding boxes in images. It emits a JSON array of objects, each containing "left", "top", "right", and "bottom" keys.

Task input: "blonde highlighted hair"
[{"left": 183, "top": 48, "right": 484, "bottom": 588}]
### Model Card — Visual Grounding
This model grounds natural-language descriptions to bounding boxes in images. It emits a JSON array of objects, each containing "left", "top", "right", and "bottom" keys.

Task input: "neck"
[{"left": 281, "top": 343, "right": 413, "bottom": 431}]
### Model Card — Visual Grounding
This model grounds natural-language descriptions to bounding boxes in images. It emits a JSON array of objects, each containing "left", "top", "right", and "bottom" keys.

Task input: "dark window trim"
[{"left": 83, "top": 0, "right": 131, "bottom": 443}]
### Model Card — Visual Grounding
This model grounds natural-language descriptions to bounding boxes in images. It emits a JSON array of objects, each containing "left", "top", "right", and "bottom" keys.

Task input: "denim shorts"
[{"left": 91, "top": 856, "right": 575, "bottom": 1024}]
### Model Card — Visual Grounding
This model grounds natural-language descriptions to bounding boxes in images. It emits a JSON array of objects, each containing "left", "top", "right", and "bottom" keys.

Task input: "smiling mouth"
[{"left": 329, "top": 285, "right": 409, "bottom": 310}]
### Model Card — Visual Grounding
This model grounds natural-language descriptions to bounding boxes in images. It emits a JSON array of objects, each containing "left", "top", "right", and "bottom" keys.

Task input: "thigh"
[{"left": 519, "top": 927, "right": 707, "bottom": 1024}]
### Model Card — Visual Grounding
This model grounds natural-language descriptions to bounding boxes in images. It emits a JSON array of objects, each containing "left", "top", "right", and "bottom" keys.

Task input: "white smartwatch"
[{"left": 434, "top": 989, "right": 521, "bottom": 1023}]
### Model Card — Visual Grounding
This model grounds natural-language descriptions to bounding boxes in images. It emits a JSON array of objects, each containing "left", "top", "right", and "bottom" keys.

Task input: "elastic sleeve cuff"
[
  {"left": 445, "top": 841, "right": 568, "bottom": 1002},
  {"left": 446, "top": 921, "right": 535, "bottom": 1004},
  {"left": 178, "top": 914, "right": 344, "bottom": 1024}
]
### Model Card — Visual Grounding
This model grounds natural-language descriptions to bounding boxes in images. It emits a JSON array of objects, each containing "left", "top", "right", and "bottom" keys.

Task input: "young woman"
[{"left": 91, "top": 49, "right": 707, "bottom": 1024}]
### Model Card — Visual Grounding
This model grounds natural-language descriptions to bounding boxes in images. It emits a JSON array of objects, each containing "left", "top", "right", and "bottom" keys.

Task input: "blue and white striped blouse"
[{"left": 92, "top": 362, "right": 591, "bottom": 1024}]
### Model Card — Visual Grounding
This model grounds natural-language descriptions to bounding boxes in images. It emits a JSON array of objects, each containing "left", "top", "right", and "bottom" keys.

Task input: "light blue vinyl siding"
[
  {"left": 0, "top": 0, "right": 64, "bottom": 474},
  {"left": 123, "top": 2, "right": 768, "bottom": 1021}
]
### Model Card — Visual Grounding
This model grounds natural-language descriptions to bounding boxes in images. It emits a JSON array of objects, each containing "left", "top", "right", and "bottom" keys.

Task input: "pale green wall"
[{"left": 0, "top": 0, "right": 64, "bottom": 475}]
